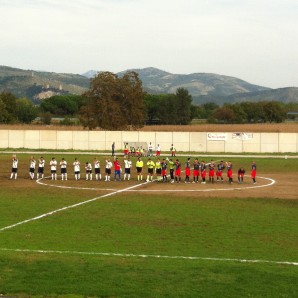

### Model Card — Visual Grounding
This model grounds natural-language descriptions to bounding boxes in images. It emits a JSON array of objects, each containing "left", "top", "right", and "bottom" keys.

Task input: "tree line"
[
  {"left": 0, "top": 71, "right": 296, "bottom": 128},
  {"left": 207, "top": 101, "right": 289, "bottom": 124}
]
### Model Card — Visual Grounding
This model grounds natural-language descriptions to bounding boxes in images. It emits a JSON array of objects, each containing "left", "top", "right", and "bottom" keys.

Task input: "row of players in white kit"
[
  {"left": 30, "top": 157, "right": 105, "bottom": 181},
  {"left": 10, "top": 156, "right": 125, "bottom": 181}
]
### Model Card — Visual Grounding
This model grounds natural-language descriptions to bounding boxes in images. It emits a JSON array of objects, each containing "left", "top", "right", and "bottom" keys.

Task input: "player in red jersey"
[
  {"left": 238, "top": 167, "right": 245, "bottom": 183},
  {"left": 208, "top": 160, "right": 215, "bottom": 184},
  {"left": 192, "top": 159, "right": 200, "bottom": 183},
  {"left": 174, "top": 159, "right": 181, "bottom": 183},
  {"left": 200, "top": 161, "right": 207, "bottom": 184},
  {"left": 226, "top": 161, "right": 233, "bottom": 184},
  {"left": 185, "top": 158, "right": 191, "bottom": 183},
  {"left": 161, "top": 158, "right": 168, "bottom": 182},
  {"left": 113, "top": 157, "right": 121, "bottom": 181},
  {"left": 216, "top": 161, "right": 225, "bottom": 183},
  {"left": 251, "top": 161, "right": 257, "bottom": 184}
]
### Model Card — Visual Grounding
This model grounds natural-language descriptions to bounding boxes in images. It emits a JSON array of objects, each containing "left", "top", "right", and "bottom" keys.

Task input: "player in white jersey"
[
  {"left": 93, "top": 157, "right": 101, "bottom": 181},
  {"left": 10, "top": 155, "right": 18, "bottom": 179},
  {"left": 37, "top": 157, "right": 45, "bottom": 180},
  {"left": 123, "top": 156, "right": 132, "bottom": 180},
  {"left": 73, "top": 158, "right": 81, "bottom": 180},
  {"left": 60, "top": 158, "right": 67, "bottom": 181},
  {"left": 50, "top": 157, "right": 57, "bottom": 180},
  {"left": 29, "top": 156, "right": 36, "bottom": 180},
  {"left": 148, "top": 142, "right": 153, "bottom": 157},
  {"left": 105, "top": 159, "right": 113, "bottom": 181},
  {"left": 85, "top": 162, "right": 92, "bottom": 180}
]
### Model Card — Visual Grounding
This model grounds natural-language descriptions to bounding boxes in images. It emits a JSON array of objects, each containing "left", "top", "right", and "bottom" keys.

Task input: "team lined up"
[
  {"left": 9, "top": 155, "right": 257, "bottom": 184},
  {"left": 135, "top": 157, "right": 257, "bottom": 184}
]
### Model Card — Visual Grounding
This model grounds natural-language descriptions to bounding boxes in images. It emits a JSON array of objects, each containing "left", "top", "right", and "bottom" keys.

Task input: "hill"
[
  {"left": 116, "top": 67, "right": 270, "bottom": 97},
  {"left": 1, "top": 65, "right": 297, "bottom": 105},
  {"left": 193, "top": 87, "right": 298, "bottom": 105},
  {"left": 0, "top": 65, "right": 90, "bottom": 102}
]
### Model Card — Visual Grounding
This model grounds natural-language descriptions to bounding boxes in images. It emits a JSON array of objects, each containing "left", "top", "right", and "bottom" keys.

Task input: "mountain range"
[{"left": 1, "top": 65, "right": 297, "bottom": 105}]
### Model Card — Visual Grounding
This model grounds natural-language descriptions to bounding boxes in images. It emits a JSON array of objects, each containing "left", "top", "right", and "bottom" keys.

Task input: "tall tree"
[
  {"left": 213, "top": 106, "right": 236, "bottom": 123},
  {"left": 120, "top": 71, "right": 145, "bottom": 128},
  {"left": 80, "top": 71, "right": 145, "bottom": 130},
  {"left": 175, "top": 88, "right": 192, "bottom": 124},
  {"left": 16, "top": 98, "right": 38, "bottom": 123},
  {"left": 261, "top": 101, "right": 287, "bottom": 123},
  {"left": 0, "top": 92, "right": 17, "bottom": 123}
]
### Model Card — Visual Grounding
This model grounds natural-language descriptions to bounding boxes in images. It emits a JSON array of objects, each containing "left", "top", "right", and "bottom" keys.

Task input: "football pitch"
[{"left": 0, "top": 153, "right": 297, "bottom": 297}]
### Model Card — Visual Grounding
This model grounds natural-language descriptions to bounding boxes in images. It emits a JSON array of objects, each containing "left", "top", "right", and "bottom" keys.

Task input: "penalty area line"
[{"left": 0, "top": 248, "right": 297, "bottom": 266}]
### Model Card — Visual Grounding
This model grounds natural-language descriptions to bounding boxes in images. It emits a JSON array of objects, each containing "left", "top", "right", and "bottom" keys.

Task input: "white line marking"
[
  {"left": 0, "top": 248, "right": 297, "bottom": 266},
  {"left": 36, "top": 175, "right": 118, "bottom": 191},
  {"left": 127, "top": 176, "right": 275, "bottom": 192},
  {"left": 0, "top": 179, "right": 149, "bottom": 232},
  {"left": 37, "top": 175, "right": 275, "bottom": 193},
  {"left": 0, "top": 175, "right": 275, "bottom": 232}
]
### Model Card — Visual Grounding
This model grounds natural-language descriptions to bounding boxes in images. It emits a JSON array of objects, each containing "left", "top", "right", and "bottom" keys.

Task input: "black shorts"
[
  {"left": 136, "top": 167, "right": 142, "bottom": 173},
  {"left": 86, "top": 170, "right": 92, "bottom": 174},
  {"left": 156, "top": 168, "right": 161, "bottom": 175},
  {"left": 105, "top": 168, "right": 111, "bottom": 175},
  {"left": 148, "top": 168, "right": 154, "bottom": 174},
  {"left": 51, "top": 170, "right": 57, "bottom": 174},
  {"left": 75, "top": 171, "right": 80, "bottom": 175},
  {"left": 29, "top": 168, "right": 35, "bottom": 173},
  {"left": 12, "top": 168, "right": 18, "bottom": 173},
  {"left": 61, "top": 168, "right": 67, "bottom": 174},
  {"left": 125, "top": 168, "right": 131, "bottom": 174},
  {"left": 95, "top": 168, "right": 100, "bottom": 174},
  {"left": 38, "top": 167, "right": 44, "bottom": 174}
]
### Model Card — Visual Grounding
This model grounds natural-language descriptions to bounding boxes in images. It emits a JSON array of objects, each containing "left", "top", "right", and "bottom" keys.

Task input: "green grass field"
[{"left": 0, "top": 153, "right": 297, "bottom": 297}]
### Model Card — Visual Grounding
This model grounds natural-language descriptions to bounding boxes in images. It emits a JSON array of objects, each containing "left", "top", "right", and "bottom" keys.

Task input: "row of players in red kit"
[{"left": 171, "top": 159, "right": 257, "bottom": 184}]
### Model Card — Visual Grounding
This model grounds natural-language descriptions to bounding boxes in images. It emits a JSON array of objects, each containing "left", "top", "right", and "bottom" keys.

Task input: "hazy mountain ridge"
[
  {"left": 0, "top": 65, "right": 297, "bottom": 104},
  {"left": 193, "top": 87, "right": 298, "bottom": 105},
  {"left": 118, "top": 67, "right": 270, "bottom": 97},
  {"left": 0, "top": 65, "right": 90, "bottom": 102}
]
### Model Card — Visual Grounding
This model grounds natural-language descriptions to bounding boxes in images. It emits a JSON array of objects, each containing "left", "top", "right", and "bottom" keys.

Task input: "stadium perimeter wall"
[{"left": 0, "top": 130, "right": 297, "bottom": 153}]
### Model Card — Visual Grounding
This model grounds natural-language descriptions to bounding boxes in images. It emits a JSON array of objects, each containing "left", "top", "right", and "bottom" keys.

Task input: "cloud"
[{"left": 0, "top": 0, "right": 297, "bottom": 87}]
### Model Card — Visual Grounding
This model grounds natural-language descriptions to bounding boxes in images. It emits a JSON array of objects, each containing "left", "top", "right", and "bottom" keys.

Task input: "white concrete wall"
[
  {"left": 243, "top": 133, "right": 261, "bottom": 153},
  {"left": 260, "top": 133, "right": 279, "bottom": 153},
  {"left": 40, "top": 130, "right": 57, "bottom": 149},
  {"left": 190, "top": 132, "right": 206, "bottom": 152},
  {"left": 0, "top": 130, "right": 297, "bottom": 153},
  {"left": 278, "top": 133, "right": 297, "bottom": 153},
  {"left": 0, "top": 130, "right": 9, "bottom": 148}
]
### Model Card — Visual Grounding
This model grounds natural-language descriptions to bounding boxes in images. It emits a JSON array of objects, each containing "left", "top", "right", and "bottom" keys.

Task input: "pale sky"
[{"left": 1, "top": 0, "right": 297, "bottom": 88}]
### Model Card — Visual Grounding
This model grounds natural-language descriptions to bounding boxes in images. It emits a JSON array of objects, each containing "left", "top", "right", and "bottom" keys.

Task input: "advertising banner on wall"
[
  {"left": 232, "top": 132, "right": 253, "bottom": 140},
  {"left": 207, "top": 133, "right": 227, "bottom": 141}
]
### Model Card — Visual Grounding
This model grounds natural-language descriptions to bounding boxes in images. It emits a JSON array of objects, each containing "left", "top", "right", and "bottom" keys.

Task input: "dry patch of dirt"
[
  {"left": 132, "top": 172, "right": 297, "bottom": 200},
  {"left": 1, "top": 123, "right": 297, "bottom": 132}
]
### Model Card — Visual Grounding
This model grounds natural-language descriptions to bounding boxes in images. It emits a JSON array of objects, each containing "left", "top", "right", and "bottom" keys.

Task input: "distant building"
[{"left": 287, "top": 111, "right": 298, "bottom": 121}]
